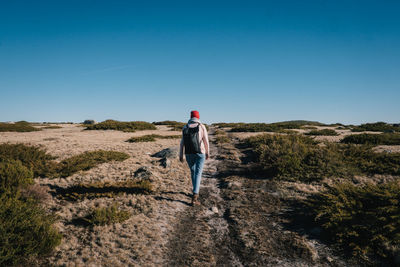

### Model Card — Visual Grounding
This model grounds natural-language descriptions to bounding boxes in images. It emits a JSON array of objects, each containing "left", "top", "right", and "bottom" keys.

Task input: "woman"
[{"left": 179, "top": 110, "right": 210, "bottom": 206}]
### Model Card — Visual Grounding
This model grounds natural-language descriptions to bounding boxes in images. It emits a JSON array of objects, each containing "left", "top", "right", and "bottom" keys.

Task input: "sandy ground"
[
  {"left": 1, "top": 124, "right": 193, "bottom": 266},
  {"left": 2, "top": 124, "right": 399, "bottom": 266}
]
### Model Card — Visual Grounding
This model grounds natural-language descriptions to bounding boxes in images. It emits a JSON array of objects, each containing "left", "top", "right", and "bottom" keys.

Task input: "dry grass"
[
  {"left": 55, "top": 180, "right": 153, "bottom": 201},
  {"left": 84, "top": 203, "right": 131, "bottom": 226},
  {"left": 126, "top": 134, "right": 180, "bottom": 143}
]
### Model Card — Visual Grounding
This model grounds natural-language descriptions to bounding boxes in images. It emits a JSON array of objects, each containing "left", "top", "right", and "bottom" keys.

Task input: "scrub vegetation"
[
  {"left": 351, "top": 122, "right": 400, "bottom": 132},
  {"left": 57, "top": 150, "right": 129, "bottom": 178},
  {"left": 0, "top": 144, "right": 129, "bottom": 178},
  {"left": 0, "top": 149, "right": 62, "bottom": 266},
  {"left": 84, "top": 203, "right": 131, "bottom": 226},
  {"left": 42, "top": 125, "right": 63, "bottom": 129},
  {"left": 0, "top": 143, "right": 132, "bottom": 265},
  {"left": 153, "top": 120, "right": 186, "bottom": 131},
  {"left": 0, "top": 121, "right": 41, "bottom": 132},
  {"left": 55, "top": 180, "right": 153, "bottom": 201},
  {"left": 214, "top": 129, "right": 230, "bottom": 144},
  {"left": 341, "top": 133, "right": 400, "bottom": 145},
  {"left": 85, "top": 120, "right": 156, "bottom": 132},
  {"left": 245, "top": 134, "right": 400, "bottom": 182},
  {"left": 214, "top": 120, "right": 325, "bottom": 132},
  {"left": 126, "top": 134, "right": 180, "bottom": 143},
  {"left": 243, "top": 131, "right": 400, "bottom": 264},
  {"left": 307, "top": 182, "right": 400, "bottom": 262},
  {"left": 305, "top": 129, "right": 338, "bottom": 136}
]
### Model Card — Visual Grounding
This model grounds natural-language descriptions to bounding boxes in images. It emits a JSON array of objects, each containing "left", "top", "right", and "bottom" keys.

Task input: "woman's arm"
[
  {"left": 179, "top": 135, "right": 185, "bottom": 162},
  {"left": 202, "top": 125, "right": 210, "bottom": 159}
]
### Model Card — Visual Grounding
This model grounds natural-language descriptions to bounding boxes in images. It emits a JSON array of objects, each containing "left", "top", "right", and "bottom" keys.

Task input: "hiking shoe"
[{"left": 191, "top": 193, "right": 200, "bottom": 206}]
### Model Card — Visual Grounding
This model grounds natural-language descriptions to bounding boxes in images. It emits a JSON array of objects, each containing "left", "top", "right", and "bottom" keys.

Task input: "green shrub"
[
  {"left": 127, "top": 135, "right": 157, "bottom": 142},
  {"left": 228, "top": 121, "right": 324, "bottom": 132},
  {"left": 57, "top": 180, "right": 153, "bottom": 201},
  {"left": 153, "top": 120, "right": 184, "bottom": 126},
  {"left": 214, "top": 129, "right": 227, "bottom": 135},
  {"left": 351, "top": 122, "right": 400, "bottom": 132},
  {"left": 0, "top": 160, "right": 33, "bottom": 194},
  {"left": 0, "top": 121, "right": 41, "bottom": 132},
  {"left": 85, "top": 120, "right": 156, "bottom": 132},
  {"left": 214, "top": 120, "right": 323, "bottom": 128},
  {"left": 0, "top": 195, "right": 62, "bottom": 266},
  {"left": 302, "top": 126, "right": 318, "bottom": 130},
  {"left": 126, "top": 134, "right": 181, "bottom": 143},
  {"left": 0, "top": 143, "right": 57, "bottom": 177},
  {"left": 0, "top": 144, "right": 130, "bottom": 178},
  {"left": 42, "top": 125, "right": 62, "bottom": 129},
  {"left": 57, "top": 150, "right": 129, "bottom": 178},
  {"left": 215, "top": 135, "right": 230, "bottom": 144},
  {"left": 307, "top": 182, "right": 400, "bottom": 262},
  {"left": 341, "top": 145, "right": 400, "bottom": 176},
  {"left": 341, "top": 133, "right": 400, "bottom": 145},
  {"left": 305, "top": 129, "right": 338, "bottom": 136},
  {"left": 246, "top": 134, "right": 351, "bottom": 182},
  {"left": 245, "top": 134, "right": 400, "bottom": 181},
  {"left": 84, "top": 203, "right": 131, "bottom": 226}
]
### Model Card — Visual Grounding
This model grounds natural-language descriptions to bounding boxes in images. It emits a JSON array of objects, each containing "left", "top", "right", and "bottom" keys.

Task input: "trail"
[{"left": 166, "top": 127, "right": 243, "bottom": 267}]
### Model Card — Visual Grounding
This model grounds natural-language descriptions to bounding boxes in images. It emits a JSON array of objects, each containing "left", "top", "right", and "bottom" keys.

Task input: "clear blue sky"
[{"left": 1, "top": 0, "right": 399, "bottom": 124}]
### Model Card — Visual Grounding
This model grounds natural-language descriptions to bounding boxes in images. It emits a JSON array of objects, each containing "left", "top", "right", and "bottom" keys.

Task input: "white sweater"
[{"left": 179, "top": 120, "right": 209, "bottom": 156}]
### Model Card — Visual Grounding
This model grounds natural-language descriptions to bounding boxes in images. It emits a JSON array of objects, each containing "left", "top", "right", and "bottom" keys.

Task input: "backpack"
[{"left": 183, "top": 123, "right": 202, "bottom": 154}]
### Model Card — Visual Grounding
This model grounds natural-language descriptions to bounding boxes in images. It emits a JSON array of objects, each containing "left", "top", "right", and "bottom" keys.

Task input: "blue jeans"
[{"left": 185, "top": 153, "right": 205, "bottom": 194}]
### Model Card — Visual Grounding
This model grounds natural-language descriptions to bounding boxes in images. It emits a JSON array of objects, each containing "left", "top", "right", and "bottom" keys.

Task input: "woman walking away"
[{"left": 179, "top": 110, "right": 210, "bottom": 206}]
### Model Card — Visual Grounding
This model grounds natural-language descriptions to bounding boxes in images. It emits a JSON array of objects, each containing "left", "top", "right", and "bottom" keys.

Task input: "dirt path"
[
  {"left": 166, "top": 127, "right": 350, "bottom": 267},
  {"left": 166, "top": 127, "right": 244, "bottom": 267}
]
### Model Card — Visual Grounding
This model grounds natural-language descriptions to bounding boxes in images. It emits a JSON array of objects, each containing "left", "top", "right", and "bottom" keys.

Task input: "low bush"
[
  {"left": 305, "top": 129, "right": 338, "bottom": 136},
  {"left": 214, "top": 120, "right": 324, "bottom": 131},
  {"left": 245, "top": 134, "right": 400, "bottom": 181},
  {"left": 0, "top": 195, "right": 62, "bottom": 266},
  {"left": 228, "top": 121, "right": 324, "bottom": 132},
  {"left": 0, "top": 143, "right": 57, "bottom": 177},
  {"left": 126, "top": 134, "right": 180, "bottom": 143},
  {"left": 307, "top": 182, "right": 400, "bottom": 263},
  {"left": 84, "top": 203, "right": 131, "bottom": 226},
  {"left": 153, "top": 121, "right": 210, "bottom": 131},
  {"left": 0, "top": 160, "right": 33, "bottom": 194},
  {"left": 214, "top": 129, "right": 227, "bottom": 135},
  {"left": 342, "top": 145, "right": 400, "bottom": 176},
  {"left": 85, "top": 120, "right": 156, "bottom": 132},
  {"left": 351, "top": 122, "right": 400, "bottom": 132},
  {"left": 42, "top": 125, "right": 62, "bottom": 129},
  {"left": 215, "top": 135, "right": 230, "bottom": 144},
  {"left": 56, "top": 180, "right": 153, "bottom": 201},
  {"left": 341, "top": 133, "right": 400, "bottom": 145},
  {"left": 153, "top": 120, "right": 184, "bottom": 126},
  {"left": 246, "top": 134, "right": 350, "bottom": 182},
  {"left": 57, "top": 150, "right": 129, "bottom": 178},
  {"left": 302, "top": 126, "right": 318, "bottom": 130},
  {"left": 0, "top": 121, "right": 41, "bottom": 132},
  {"left": 0, "top": 144, "right": 130, "bottom": 178}
]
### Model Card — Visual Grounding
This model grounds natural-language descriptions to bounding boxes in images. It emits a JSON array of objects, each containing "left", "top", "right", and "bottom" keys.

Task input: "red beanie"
[{"left": 190, "top": 110, "right": 200, "bottom": 119}]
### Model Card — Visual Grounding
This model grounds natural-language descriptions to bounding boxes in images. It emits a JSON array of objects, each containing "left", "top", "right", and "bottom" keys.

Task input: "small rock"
[
  {"left": 160, "top": 157, "right": 171, "bottom": 168},
  {"left": 133, "top": 166, "right": 153, "bottom": 181},
  {"left": 152, "top": 147, "right": 179, "bottom": 159},
  {"left": 83, "top": 119, "right": 96, "bottom": 125},
  {"left": 211, "top": 206, "right": 218, "bottom": 213}
]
